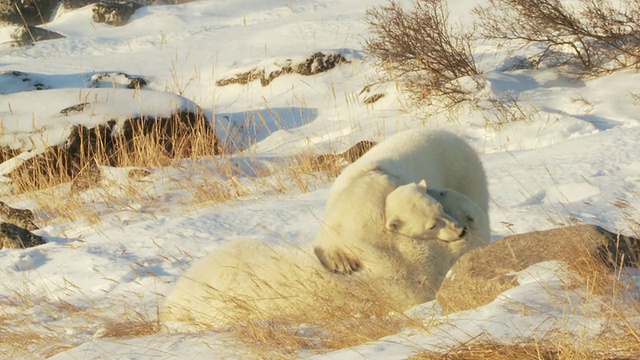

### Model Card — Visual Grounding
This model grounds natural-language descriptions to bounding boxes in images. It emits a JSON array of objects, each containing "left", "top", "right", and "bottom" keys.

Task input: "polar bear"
[
  {"left": 314, "top": 129, "right": 489, "bottom": 275},
  {"left": 384, "top": 180, "right": 467, "bottom": 241},
  {"left": 160, "top": 198, "right": 454, "bottom": 330},
  {"left": 426, "top": 186, "right": 490, "bottom": 244},
  {"left": 159, "top": 239, "right": 350, "bottom": 329},
  {"left": 379, "top": 180, "right": 491, "bottom": 292}
]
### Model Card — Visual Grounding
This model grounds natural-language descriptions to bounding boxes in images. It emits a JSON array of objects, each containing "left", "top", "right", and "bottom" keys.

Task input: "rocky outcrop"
[
  {"left": 0, "top": 201, "right": 43, "bottom": 249},
  {"left": 92, "top": 0, "right": 143, "bottom": 26},
  {"left": 0, "top": 0, "right": 59, "bottom": 25},
  {"left": 311, "top": 140, "right": 376, "bottom": 171},
  {"left": 70, "top": 164, "right": 152, "bottom": 193},
  {"left": 0, "top": 70, "right": 149, "bottom": 93},
  {"left": 8, "top": 110, "right": 216, "bottom": 191},
  {"left": 90, "top": 72, "right": 148, "bottom": 89},
  {"left": 436, "top": 224, "right": 640, "bottom": 314},
  {"left": 216, "top": 52, "right": 350, "bottom": 87},
  {"left": 0, "top": 222, "right": 44, "bottom": 249},
  {"left": 1, "top": 0, "right": 173, "bottom": 27},
  {"left": 0, "top": 201, "right": 38, "bottom": 230},
  {"left": 11, "top": 25, "right": 66, "bottom": 46},
  {"left": 0, "top": 88, "right": 219, "bottom": 192}
]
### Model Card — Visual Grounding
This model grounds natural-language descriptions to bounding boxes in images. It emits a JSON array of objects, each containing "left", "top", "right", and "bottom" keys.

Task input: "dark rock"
[
  {"left": 92, "top": 0, "right": 143, "bottom": 26},
  {"left": 293, "top": 52, "right": 347, "bottom": 76},
  {"left": 127, "top": 168, "right": 151, "bottom": 179},
  {"left": 311, "top": 140, "right": 376, "bottom": 170},
  {"left": 60, "top": 102, "right": 90, "bottom": 115},
  {"left": 436, "top": 224, "right": 640, "bottom": 314},
  {"left": 62, "top": 0, "right": 98, "bottom": 10},
  {"left": 0, "top": 71, "right": 49, "bottom": 92},
  {"left": 70, "top": 163, "right": 103, "bottom": 193},
  {"left": 0, "top": 222, "right": 44, "bottom": 249},
  {"left": 340, "top": 140, "right": 376, "bottom": 163},
  {"left": 90, "top": 72, "right": 148, "bottom": 89},
  {"left": 11, "top": 25, "right": 66, "bottom": 46},
  {"left": 0, "top": 201, "right": 38, "bottom": 230},
  {"left": 0, "top": 0, "right": 59, "bottom": 25},
  {"left": 8, "top": 110, "right": 218, "bottom": 191},
  {"left": 216, "top": 52, "right": 350, "bottom": 87}
]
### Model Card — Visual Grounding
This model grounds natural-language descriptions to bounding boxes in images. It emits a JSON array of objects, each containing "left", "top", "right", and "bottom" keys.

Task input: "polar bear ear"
[
  {"left": 386, "top": 217, "right": 403, "bottom": 232},
  {"left": 465, "top": 214, "right": 477, "bottom": 230},
  {"left": 418, "top": 179, "right": 428, "bottom": 189}
]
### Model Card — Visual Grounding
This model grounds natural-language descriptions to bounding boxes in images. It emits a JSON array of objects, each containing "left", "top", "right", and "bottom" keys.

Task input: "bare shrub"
[
  {"left": 475, "top": 0, "right": 640, "bottom": 72},
  {"left": 364, "top": 0, "right": 481, "bottom": 106}
]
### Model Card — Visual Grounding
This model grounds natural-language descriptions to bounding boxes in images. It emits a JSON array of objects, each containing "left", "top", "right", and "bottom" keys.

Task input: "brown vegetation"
[{"left": 364, "top": 0, "right": 480, "bottom": 106}]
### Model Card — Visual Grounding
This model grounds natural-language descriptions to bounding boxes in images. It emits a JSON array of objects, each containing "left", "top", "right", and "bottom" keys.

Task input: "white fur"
[
  {"left": 159, "top": 238, "right": 438, "bottom": 329},
  {"left": 160, "top": 129, "right": 490, "bottom": 328},
  {"left": 385, "top": 180, "right": 466, "bottom": 242},
  {"left": 426, "top": 186, "right": 491, "bottom": 259},
  {"left": 313, "top": 129, "right": 489, "bottom": 297}
]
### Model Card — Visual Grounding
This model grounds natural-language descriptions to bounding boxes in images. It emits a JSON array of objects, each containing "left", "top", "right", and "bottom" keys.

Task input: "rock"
[
  {"left": 62, "top": 0, "right": 98, "bottom": 10},
  {"left": 127, "top": 168, "right": 151, "bottom": 179},
  {"left": 0, "top": 201, "right": 38, "bottom": 230},
  {"left": 15, "top": 111, "right": 214, "bottom": 190},
  {"left": 0, "top": 71, "right": 49, "bottom": 92},
  {"left": 312, "top": 140, "right": 376, "bottom": 170},
  {"left": 0, "top": 70, "right": 149, "bottom": 93},
  {"left": 90, "top": 72, "right": 148, "bottom": 89},
  {"left": 436, "top": 224, "right": 640, "bottom": 314},
  {"left": 71, "top": 165, "right": 151, "bottom": 192},
  {"left": 216, "top": 52, "right": 350, "bottom": 87},
  {"left": 0, "top": 0, "right": 60, "bottom": 25},
  {"left": 70, "top": 163, "right": 103, "bottom": 193},
  {"left": 92, "top": 0, "right": 144, "bottom": 26},
  {"left": 0, "top": 222, "right": 44, "bottom": 249},
  {"left": 11, "top": 25, "right": 66, "bottom": 46},
  {"left": 0, "top": 89, "right": 219, "bottom": 192}
]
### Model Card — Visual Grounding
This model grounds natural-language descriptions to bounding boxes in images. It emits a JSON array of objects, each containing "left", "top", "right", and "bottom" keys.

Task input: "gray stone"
[
  {"left": 216, "top": 52, "right": 350, "bottom": 87},
  {"left": 0, "top": 201, "right": 38, "bottom": 230},
  {"left": 436, "top": 224, "right": 640, "bottom": 314},
  {"left": 312, "top": 140, "right": 376, "bottom": 170},
  {"left": 92, "top": 0, "right": 143, "bottom": 26},
  {"left": 0, "top": 222, "right": 44, "bottom": 249},
  {"left": 11, "top": 25, "right": 65, "bottom": 46},
  {"left": 0, "top": 0, "right": 59, "bottom": 25}
]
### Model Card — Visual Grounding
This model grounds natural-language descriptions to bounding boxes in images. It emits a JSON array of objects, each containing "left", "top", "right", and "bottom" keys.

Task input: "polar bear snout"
[{"left": 434, "top": 215, "right": 467, "bottom": 242}]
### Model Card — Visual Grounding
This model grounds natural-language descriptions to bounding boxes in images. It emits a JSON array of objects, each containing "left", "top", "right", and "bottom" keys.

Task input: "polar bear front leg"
[{"left": 314, "top": 246, "right": 362, "bottom": 274}]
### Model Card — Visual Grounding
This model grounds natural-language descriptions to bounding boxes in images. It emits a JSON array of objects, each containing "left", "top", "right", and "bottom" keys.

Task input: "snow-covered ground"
[{"left": 0, "top": 0, "right": 638, "bottom": 359}]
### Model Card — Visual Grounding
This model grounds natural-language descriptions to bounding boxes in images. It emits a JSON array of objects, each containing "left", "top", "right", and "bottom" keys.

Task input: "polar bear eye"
[{"left": 428, "top": 223, "right": 437, "bottom": 230}]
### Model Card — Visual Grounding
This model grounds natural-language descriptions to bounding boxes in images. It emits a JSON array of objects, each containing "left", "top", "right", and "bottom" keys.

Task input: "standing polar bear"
[{"left": 313, "top": 129, "right": 490, "bottom": 292}]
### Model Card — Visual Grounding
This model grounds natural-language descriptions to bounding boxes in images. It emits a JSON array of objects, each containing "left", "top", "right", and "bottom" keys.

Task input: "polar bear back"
[{"left": 337, "top": 129, "right": 488, "bottom": 214}]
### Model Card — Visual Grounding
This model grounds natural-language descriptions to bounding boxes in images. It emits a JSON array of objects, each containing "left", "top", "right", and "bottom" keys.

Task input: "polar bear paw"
[{"left": 314, "top": 246, "right": 362, "bottom": 274}]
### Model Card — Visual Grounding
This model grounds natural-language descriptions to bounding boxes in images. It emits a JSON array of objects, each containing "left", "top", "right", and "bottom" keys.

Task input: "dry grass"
[
  {"left": 0, "top": 285, "right": 163, "bottom": 359},
  {"left": 6, "top": 111, "right": 218, "bottom": 194},
  {"left": 233, "top": 313, "right": 410, "bottom": 358},
  {"left": 411, "top": 335, "right": 640, "bottom": 360}
]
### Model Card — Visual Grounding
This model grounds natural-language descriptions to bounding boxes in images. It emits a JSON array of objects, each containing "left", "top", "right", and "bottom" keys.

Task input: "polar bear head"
[
  {"left": 426, "top": 187, "right": 484, "bottom": 232},
  {"left": 385, "top": 180, "right": 466, "bottom": 242}
]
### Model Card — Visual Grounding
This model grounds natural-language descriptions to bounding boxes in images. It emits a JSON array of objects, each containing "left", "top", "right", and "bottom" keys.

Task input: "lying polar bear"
[
  {"left": 313, "top": 129, "right": 490, "bottom": 275},
  {"left": 160, "top": 129, "right": 490, "bottom": 328},
  {"left": 160, "top": 182, "right": 473, "bottom": 328}
]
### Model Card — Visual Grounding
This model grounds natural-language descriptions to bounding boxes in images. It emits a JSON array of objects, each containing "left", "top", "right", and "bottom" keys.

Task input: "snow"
[{"left": 0, "top": 0, "right": 638, "bottom": 359}]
